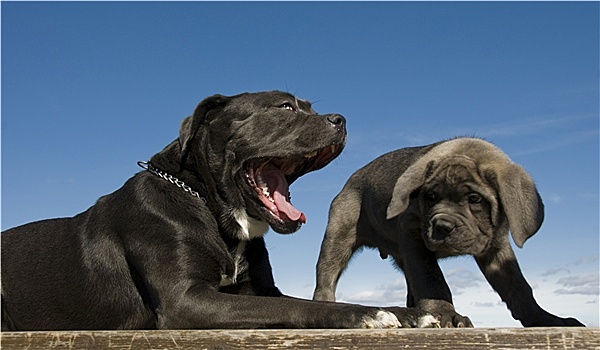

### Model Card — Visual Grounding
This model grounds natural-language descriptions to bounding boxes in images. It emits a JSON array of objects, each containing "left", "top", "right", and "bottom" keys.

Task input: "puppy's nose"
[
  {"left": 326, "top": 114, "right": 346, "bottom": 127},
  {"left": 432, "top": 219, "right": 455, "bottom": 239}
]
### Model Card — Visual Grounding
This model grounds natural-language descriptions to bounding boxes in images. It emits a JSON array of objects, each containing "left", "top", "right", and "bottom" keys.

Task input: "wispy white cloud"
[
  {"left": 557, "top": 274, "right": 599, "bottom": 287},
  {"left": 541, "top": 268, "right": 571, "bottom": 276},
  {"left": 541, "top": 192, "right": 562, "bottom": 204},
  {"left": 472, "top": 301, "right": 495, "bottom": 308},
  {"left": 346, "top": 290, "right": 379, "bottom": 302},
  {"left": 348, "top": 114, "right": 597, "bottom": 162},
  {"left": 332, "top": 265, "right": 598, "bottom": 327},
  {"left": 342, "top": 268, "right": 487, "bottom": 304},
  {"left": 396, "top": 114, "right": 596, "bottom": 144},
  {"left": 343, "top": 278, "right": 408, "bottom": 305},
  {"left": 472, "top": 115, "right": 592, "bottom": 138},
  {"left": 554, "top": 273, "right": 599, "bottom": 296},
  {"left": 381, "top": 278, "right": 408, "bottom": 301},
  {"left": 575, "top": 256, "right": 599, "bottom": 266},
  {"left": 445, "top": 268, "right": 485, "bottom": 294},
  {"left": 555, "top": 287, "right": 599, "bottom": 295},
  {"left": 512, "top": 129, "right": 599, "bottom": 156}
]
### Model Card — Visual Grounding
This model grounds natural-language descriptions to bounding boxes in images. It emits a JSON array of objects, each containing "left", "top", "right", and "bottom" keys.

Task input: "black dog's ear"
[
  {"left": 486, "top": 163, "right": 545, "bottom": 248},
  {"left": 179, "top": 94, "right": 230, "bottom": 165},
  {"left": 387, "top": 160, "right": 434, "bottom": 220}
]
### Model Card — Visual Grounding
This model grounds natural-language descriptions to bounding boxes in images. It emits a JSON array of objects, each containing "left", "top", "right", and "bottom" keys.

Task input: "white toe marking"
[
  {"left": 362, "top": 310, "right": 401, "bottom": 329},
  {"left": 418, "top": 314, "right": 441, "bottom": 328}
]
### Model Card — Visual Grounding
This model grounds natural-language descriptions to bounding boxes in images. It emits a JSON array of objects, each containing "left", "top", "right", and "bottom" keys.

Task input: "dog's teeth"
[
  {"left": 304, "top": 151, "right": 318, "bottom": 158},
  {"left": 256, "top": 175, "right": 267, "bottom": 188},
  {"left": 330, "top": 145, "right": 336, "bottom": 154}
]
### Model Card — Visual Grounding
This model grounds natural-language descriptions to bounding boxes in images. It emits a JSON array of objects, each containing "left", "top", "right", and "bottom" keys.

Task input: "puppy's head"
[
  {"left": 415, "top": 156, "right": 498, "bottom": 255},
  {"left": 179, "top": 91, "right": 346, "bottom": 236},
  {"left": 387, "top": 138, "right": 544, "bottom": 256}
]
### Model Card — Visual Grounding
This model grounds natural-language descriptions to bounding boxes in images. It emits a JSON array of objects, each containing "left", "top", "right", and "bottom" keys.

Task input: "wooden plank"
[{"left": 1, "top": 328, "right": 598, "bottom": 350}]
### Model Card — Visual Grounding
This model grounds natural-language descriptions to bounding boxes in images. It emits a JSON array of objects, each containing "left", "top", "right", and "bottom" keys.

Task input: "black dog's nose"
[{"left": 326, "top": 114, "right": 346, "bottom": 127}]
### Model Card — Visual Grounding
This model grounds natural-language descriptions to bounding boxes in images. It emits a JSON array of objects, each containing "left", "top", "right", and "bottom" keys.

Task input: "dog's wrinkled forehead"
[{"left": 427, "top": 156, "right": 482, "bottom": 185}]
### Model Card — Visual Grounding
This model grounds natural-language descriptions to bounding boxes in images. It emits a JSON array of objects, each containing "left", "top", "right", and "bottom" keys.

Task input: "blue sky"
[{"left": 2, "top": 2, "right": 598, "bottom": 327}]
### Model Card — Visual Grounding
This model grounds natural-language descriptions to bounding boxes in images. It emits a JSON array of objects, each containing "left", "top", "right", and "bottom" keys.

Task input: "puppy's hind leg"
[{"left": 313, "top": 190, "right": 363, "bottom": 302}]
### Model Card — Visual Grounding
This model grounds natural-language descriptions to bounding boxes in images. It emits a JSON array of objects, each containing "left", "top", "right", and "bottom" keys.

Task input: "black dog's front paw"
[
  {"left": 383, "top": 307, "right": 439, "bottom": 328},
  {"left": 418, "top": 299, "right": 473, "bottom": 328}
]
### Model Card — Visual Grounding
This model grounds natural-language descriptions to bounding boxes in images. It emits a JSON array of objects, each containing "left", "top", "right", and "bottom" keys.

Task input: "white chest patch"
[
  {"left": 233, "top": 209, "right": 269, "bottom": 241},
  {"left": 220, "top": 210, "right": 268, "bottom": 287}
]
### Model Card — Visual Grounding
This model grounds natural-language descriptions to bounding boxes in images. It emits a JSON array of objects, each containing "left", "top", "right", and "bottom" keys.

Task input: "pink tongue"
[{"left": 262, "top": 165, "right": 306, "bottom": 223}]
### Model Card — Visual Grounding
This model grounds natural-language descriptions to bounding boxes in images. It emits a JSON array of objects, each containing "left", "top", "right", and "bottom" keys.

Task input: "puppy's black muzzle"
[{"left": 432, "top": 218, "right": 455, "bottom": 241}]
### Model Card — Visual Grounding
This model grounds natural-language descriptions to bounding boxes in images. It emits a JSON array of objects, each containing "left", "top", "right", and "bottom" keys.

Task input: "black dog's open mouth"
[{"left": 245, "top": 144, "right": 343, "bottom": 231}]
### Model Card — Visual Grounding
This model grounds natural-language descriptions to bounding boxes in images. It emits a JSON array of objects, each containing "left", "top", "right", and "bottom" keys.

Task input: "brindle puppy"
[{"left": 313, "top": 137, "right": 584, "bottom": 327}]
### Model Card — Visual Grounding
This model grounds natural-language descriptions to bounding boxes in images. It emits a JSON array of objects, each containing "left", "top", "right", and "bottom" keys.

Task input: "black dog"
[
  {"left": 313, "top": 138, "right": 584, "bottom": 327},
  {"left": 1, "top": 91, "right": 437, "bottom": 331}
]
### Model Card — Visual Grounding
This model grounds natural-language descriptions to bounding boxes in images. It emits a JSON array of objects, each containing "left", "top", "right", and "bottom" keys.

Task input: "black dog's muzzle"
[{"left": 325, "top": 114, "right": 346, "bottom": 131}]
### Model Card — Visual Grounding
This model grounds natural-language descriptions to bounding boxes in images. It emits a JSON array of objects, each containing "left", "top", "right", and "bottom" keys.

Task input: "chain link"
[{"left": 137, "top": 161, "right": 203, "bottom": 200}]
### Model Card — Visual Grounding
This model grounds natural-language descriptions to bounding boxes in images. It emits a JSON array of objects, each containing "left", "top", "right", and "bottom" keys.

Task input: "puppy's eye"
[
  {"left": 279, "top": 103, "right": 296, "bottom": 112},
  {"left": 468, "top": 193, "right": 482, "bottom": 204},
  {"left": 426, "top": 192, "right": 437, "bottom": 202}
]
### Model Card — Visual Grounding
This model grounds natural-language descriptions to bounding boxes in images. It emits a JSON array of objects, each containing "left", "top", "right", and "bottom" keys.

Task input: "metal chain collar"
[{"left": 137, "top": 161, "right": 203, "bottom": 201}]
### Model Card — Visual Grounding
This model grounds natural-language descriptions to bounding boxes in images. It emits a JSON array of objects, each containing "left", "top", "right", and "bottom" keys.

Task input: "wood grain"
[{"left": 1, "top": 328, "right": 598, "bottom": 349}]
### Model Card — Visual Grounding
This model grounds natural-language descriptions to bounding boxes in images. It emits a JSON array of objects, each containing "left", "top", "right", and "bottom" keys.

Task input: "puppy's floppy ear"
[
  {"left": 386, "top": 160, "right": 433, "bottom": 220},
  {"left": 487, "top": 163, "right": 545, "bottom": 248},
  {"left": 387, "top": 142, "right": 457, "bottom": 220},
  {"left": 179, "top": 94, "right": 230, "bottom": 165}
]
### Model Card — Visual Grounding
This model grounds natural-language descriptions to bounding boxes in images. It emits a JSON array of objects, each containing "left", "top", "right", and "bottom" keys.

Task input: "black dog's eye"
[
  {"left": 468, "top": 193, "right": 482, "bottom": 204},
  {"left": 279, "top": 102, "right": 296, "bottom": 112}
]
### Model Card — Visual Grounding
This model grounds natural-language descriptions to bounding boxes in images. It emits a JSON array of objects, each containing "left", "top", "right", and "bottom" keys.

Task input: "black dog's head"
[{"left": 178, "top": 91, "right": 346, "bottom": 237}]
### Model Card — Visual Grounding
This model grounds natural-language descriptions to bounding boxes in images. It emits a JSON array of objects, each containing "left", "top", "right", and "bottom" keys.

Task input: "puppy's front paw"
[
  {"left": 435, "top": 312, "right": 473, "bottom": 328},
  {"left": 362, "top": 310, "right": 402, "bottom": 329},
  {"left": 522, "top": 313, "right": 586, "bottom": 327},
  {"left": 418, "top": 299, "right": 473, "bottom": 328},
  {"left": 561, "top": 317, "right": 585, "bottom": 327}
]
